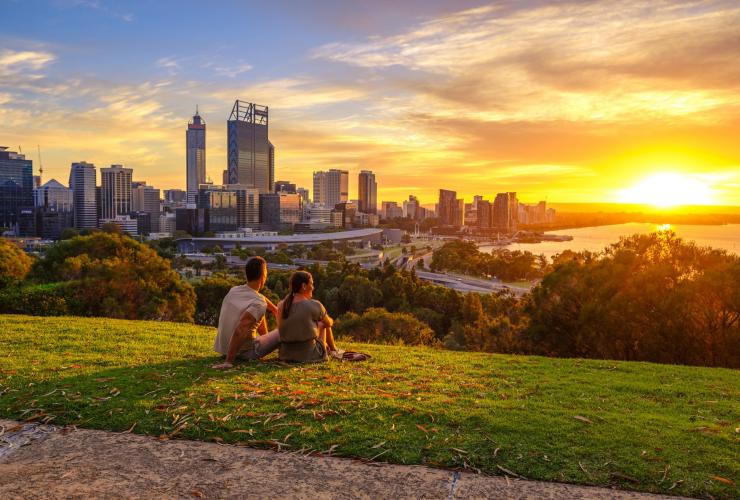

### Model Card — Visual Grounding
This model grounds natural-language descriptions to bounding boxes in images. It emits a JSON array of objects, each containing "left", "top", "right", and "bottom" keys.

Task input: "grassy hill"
[{"left": 1, "top": 314, "right": 737, "bottom": 498}]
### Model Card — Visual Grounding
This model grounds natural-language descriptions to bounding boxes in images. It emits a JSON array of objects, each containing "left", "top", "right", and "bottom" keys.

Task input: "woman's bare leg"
[
  {"left": 324, "top": 326, "right": 338, "bottom": 352},
  {"left": 318, "top": 325, "right": 338, "bottom": 352}
]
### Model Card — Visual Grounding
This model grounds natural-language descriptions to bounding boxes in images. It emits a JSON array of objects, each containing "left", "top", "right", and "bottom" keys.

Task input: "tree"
[
  {"left": 337, "top": 275, "right": 382, "bottom": 313},
  {"left": 60, "top": 227, "right": 79, "bottom": 240},
  {"left": 525, "top": 232, "right": 740, "bottom": 368},
  {"left": 30, "top": 233, "right": 196, "bottom": 322},
  {"left": 0, "top": 238, "right": 32, "bottom": 288}
]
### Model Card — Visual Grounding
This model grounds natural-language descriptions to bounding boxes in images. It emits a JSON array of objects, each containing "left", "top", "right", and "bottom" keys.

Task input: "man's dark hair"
[{"left": 245, "top": 256, "right": 267, "bottom": 282}]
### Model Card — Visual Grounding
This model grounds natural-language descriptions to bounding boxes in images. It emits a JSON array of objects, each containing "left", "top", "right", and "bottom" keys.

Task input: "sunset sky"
[{"left": 2, "top": 0, "right": 739, "bottom": 206}]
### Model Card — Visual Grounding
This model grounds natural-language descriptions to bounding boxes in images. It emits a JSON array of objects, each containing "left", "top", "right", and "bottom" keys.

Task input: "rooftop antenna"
[{"left": 37, "top": 145, "right": 44, "bottom": 180}]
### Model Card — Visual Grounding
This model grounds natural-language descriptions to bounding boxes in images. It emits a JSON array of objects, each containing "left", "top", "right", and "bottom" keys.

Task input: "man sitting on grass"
[{"left": 211, "top": 256, "right": 279, "bottom": 369}]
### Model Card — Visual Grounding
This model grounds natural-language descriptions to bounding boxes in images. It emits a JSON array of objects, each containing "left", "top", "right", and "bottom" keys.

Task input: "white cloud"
[{"left": 0, "top": 50, "right": 55, "bottom": 75}]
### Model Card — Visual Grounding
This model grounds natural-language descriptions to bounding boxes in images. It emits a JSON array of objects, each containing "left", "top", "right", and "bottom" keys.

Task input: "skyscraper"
[
  {"left": 186, "top": 108, "right": 206, "bottom": 206},
  {"left": 0, "top": 147, "right": 33, "bottom": 233},
  {"left": 358, "top": 170, "right": 377, "bottom": 214},
  {"left": 227, "top": 100, "right": 274, "bottom": 193},
  {"left": 69, "top": 161, "right": 97, "bottom": 230},
  {"left": 274, "top": 180, "right": 296, "bottom": 193},
  {"left": 100, "top": 165, "right": 133, "bottom": 220}
]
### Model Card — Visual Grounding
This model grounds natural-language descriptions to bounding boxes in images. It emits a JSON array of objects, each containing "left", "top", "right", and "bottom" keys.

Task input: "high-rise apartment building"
[
  {"left": 69, "top": 161, "right": 97, "bottom": 230},
  {"left": 227, "top": 101, "right": 274, "bottom": 193},
  {"left": 477, "top": 200, "right": 492, "bottom": 230},
  {"left": 0, "top": 147, "right": 33, "bottom": 233},
  {"left": 100, "top": 165, "right": 133, "bottom": 221},
  {"left": 358, "top": 170, "right": 377, "bottom": 214},
  {"left": 259, "top": 193, "right": 281, "bottom": 231},
  {"left": 186, "top": 108, "right": 206, "bottom": 206},
  {"left": 312, "top": 169, "right": 348, "bottom": 207}
]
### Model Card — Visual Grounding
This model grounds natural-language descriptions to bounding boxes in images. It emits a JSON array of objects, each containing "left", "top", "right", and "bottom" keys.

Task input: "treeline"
[
  {"left": 431, "top": 240, "right": 547, "bottom": 281},
  {"left": 1, "top": 231, "right": 738, "bottom": 367}
]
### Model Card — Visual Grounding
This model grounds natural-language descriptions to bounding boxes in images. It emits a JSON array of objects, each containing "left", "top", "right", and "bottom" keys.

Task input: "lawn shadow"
[{"left": 4, "top": 354, "right": 292, "bottom": 434}]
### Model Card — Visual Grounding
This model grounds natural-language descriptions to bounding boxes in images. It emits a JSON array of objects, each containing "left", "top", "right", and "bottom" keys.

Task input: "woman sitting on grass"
[{"left": 277, "top": 270, "right": 339, "bottom": 363}]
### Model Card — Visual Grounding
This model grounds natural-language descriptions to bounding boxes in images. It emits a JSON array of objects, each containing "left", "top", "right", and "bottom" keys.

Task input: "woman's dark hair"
[{"left": 282, "top": 271, "right": 312, "bottom": 319}]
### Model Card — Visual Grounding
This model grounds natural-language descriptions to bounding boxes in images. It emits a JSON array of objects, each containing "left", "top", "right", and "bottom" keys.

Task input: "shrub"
[{"left": 334, "top": 307, "right": 437, "bottom": 346}]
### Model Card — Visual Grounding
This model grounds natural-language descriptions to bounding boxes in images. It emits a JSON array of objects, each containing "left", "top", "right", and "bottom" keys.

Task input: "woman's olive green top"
[{"left": 278, "top": 298, "right": 328, "bottom": 363}]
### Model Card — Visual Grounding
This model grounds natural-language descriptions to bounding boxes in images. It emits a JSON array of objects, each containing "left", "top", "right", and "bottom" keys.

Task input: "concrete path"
[{"left": 0, "top": 420, "right": 681, "bottom": 499}]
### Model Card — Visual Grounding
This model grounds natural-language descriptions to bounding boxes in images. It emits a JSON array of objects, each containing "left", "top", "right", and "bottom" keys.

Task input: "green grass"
[{"left": 1, "top": 314, "right": 737, "bottom": 498}]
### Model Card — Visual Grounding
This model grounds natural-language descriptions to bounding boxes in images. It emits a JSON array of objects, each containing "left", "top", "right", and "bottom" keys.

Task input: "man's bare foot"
[{"left": 211, "top": 361, "right": 234, "bottom": 370}]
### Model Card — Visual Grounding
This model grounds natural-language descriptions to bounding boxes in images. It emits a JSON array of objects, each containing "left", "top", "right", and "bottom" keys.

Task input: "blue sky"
[{"left": 2, "top": 0, "right": 740, "bottom": 205}]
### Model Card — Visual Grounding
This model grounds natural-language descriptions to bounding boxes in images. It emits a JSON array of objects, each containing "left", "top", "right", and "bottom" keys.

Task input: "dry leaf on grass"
[{"left": 574, "top": 415, "right": 593, "bottom": 424}]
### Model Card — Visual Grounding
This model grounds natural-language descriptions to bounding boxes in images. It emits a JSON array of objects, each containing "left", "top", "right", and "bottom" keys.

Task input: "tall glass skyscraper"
[
  {"left": 186, "top": 108, "right": 206, "bottom": 206},
  {"left": 227, "top": 101, "right": 274, "bottom": 193},
  {"left": 0, "top": 147, "right": 33, "bottom": 232}
]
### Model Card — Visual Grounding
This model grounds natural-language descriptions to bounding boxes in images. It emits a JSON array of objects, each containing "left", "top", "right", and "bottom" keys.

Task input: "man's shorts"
[{"left": 236, "top": 329, "right": 281, "bottom": 360}]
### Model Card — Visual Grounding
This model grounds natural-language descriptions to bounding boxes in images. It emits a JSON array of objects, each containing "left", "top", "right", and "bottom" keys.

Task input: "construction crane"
[{"left": 37, "top": 145, "right": 44, "bottom": 181}]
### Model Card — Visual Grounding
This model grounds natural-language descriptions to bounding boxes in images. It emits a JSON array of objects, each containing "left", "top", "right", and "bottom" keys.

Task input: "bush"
[
  {"left": 0, "top": 283, "right": 70, "bottom": 316},
  {"left": 0, "top": 238, "right": 33, "bottom": 288},
  {"left": 29, "top": 232, "right": 196, "bottom": 322},
  {"left": 334, "top": 307, "right": 437, "bottom": 346}
]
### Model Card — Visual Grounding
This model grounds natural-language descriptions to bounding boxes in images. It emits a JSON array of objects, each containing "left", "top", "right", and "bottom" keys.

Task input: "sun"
[{"left": 617, "top": 173, "right": 714, "bottom": 207}]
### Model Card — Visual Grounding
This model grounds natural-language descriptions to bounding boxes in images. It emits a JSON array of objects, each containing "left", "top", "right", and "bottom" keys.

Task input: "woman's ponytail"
[{"left": 282, "top": 271, "right": 312, "bottom": 319}]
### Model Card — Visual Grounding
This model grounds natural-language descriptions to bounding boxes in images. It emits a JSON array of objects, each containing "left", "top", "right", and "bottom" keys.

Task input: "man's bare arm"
[
  {"left": 264, "top": 296, "right": 278, "bottom": 317},
  {"left": 212, "top": 311, "right": 257, "bottom": 369}
]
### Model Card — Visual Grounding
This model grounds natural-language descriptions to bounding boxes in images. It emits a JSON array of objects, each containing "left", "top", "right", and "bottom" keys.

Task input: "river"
[{"left": 479, "top": 223, "right": 740, "bottom": 258}]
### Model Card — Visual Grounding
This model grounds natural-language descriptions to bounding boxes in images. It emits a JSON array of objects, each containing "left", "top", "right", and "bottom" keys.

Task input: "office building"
[
  {"left": 132, "top": 182, "right": 161, "bottom": 232},
  {"left": 274, "top": 180, "right": 296, "bottom": 194},
  {"left": 159, "top": 213, "right": 177, "bottom": 236},
  {"left": 508, "top": 192, "right": 518, "bottom": 231},
  {"left": 381, "top": 201, "right": 403, "bottom": 219},
  {"left": 307, "top": 204, "right": 332, "bottom": 224},
  {"left": 35, "top": 179, "right": 73, "bottom": 213},
  {"left": 227, "top": 100, "right": 274, "bottom": 193},
  {"left": 165, "top": 189, "right": 186, "bottom": 203},
  {"left": 35, "top": 179, "right": 74, "bottom": 239},
  {"left": 0, "top": 147, "right": 34, "bottom": 234},
  {"left": 100, "top": 215, "right": 138, "bottom": 236},
  {"left": 100, "top": 165, "right": 132, "bottom": 221},
  {"left": 199, "top": 187, "right": 238, "bottom": 232},
  {"left": 358, "top": 170, "right": 377, "bottom": 214},
  {"left": 478, "top": 200, "right": 492, "bottom": 230},
  {"left": 279, "top": 193, "right": 302, "bottom": 226},
  {"left": 259, "top": 193, "right": 281, "bottom": 231},
  {"left": 186, "top": 107, "right": 206, "bottom": 205},
  {"left": 175, "top": 208, "right": 208, "bottom": 236},
  {"left": 69, "top": 161, "right": 97, "bottom": 230}
]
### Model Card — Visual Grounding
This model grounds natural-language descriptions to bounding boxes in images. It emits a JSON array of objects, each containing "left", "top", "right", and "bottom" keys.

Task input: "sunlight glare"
[{"left": 617, "top": 173, "right": 714, "bottom": 207}]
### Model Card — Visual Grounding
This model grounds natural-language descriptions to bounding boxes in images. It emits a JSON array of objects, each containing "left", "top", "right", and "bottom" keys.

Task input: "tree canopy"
[
  {"left": 30, "top": 233, "right": 196, "bottom": 322},
  {"left": 0, "top": 238, "right": 33, "bottom": 288}
]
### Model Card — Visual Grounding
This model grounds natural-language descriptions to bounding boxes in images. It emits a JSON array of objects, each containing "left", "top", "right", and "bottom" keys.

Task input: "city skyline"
[{"left": 2, "top": 1, "right": 740, "bottom": 206}]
